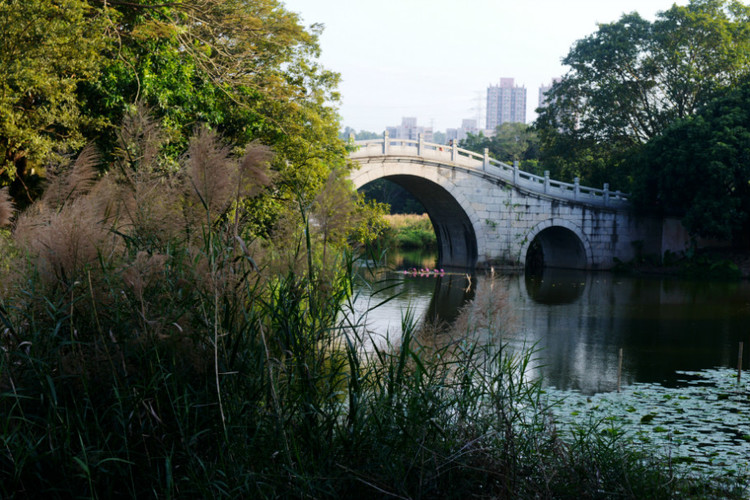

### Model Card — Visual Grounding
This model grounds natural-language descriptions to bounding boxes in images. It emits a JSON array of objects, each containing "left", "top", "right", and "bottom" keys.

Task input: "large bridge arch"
[
  {"left": 519, "top": 219, "right": 593, "bottom": 270},
  {"left": 352, "top": 161, "right": 482, "bottom": 268}
]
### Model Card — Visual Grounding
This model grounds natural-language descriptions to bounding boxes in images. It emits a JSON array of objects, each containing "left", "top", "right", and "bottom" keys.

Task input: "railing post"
[
  {"left": 451, "top": 140, "right": 457, "bottom": 161},
  {"left": 544, "top": 170, "right": 550, "bottom": 193},
  {"left": 574, "top": 177, "right": 580, "bottom": 200},
  {"left": 513, "top": 160, "right": 519, "bottom": 185},
  {"left": 417, "top": 133, "right": 423, "bottom": 156},
  {"left": 483, "top": 148, "right": 489, "bottom": 171},
  {"left": 383, "top": 130, "right": 389, "bottom": 155},
  {"left": 615, "top": 190, "right": 622, "bottom": 201},
  {"left": 603, "top": 183, "right": 610, "bottom": 206}
]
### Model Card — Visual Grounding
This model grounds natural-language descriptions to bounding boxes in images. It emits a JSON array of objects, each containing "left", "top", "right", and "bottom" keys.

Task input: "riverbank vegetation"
[
  {"left": 613, "top": 247, "right": 749, "bottom": 279},
  {"left": 0, "top": 145, "right": 733, "bottom": 496},
  {"left": 0, "top": 117, "right": 740, "bottom": 496},
  {"left": 0, "top": 0, "right": 344, "bottom": 222},
  {"left": 380, "top": 213, "right": 437, "bottom": 250}
]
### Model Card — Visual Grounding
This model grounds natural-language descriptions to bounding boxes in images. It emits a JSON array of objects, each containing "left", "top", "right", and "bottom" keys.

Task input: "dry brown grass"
[
  {"left": 186, "top": 126, "right": 235, "bottom": 219},
  {"left": 0, "top": 187, "right": 13, "bottom": 228},
  {"left": 237, "top": 140, "right": 273, "bottom": 199},
  {"left": 122, "top": 251, "right": 169, "bottom": 300},
  {"left": 6, "top": 107, "right": 275, "bottom": 311},
  {"left": 451, "top": 273, "right": 516, "bottom": 341},
  {"left": 41, "top": 144, "right": 99, "bottom": 208},
  {"left": 384, "top": 213, "right": 429, "bottom": 229}
]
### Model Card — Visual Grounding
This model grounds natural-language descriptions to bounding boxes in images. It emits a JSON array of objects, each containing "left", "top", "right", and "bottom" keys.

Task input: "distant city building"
[
  {"left": 386, "top": 117, "right": 433, "bottom": 142},
  {"left": 538, "top": 78, "right": 562, "bottom": 109},
  {"left": 446, "top": 119, "right": 479, "bottom": 143},
  {"left": 486, "top": 78, "right": 526, "bottom": 129}
]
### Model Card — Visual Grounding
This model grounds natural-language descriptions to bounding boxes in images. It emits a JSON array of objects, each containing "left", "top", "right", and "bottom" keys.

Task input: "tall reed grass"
[{"left": 0, "top": 111, "right": 730, "bottom": 498}]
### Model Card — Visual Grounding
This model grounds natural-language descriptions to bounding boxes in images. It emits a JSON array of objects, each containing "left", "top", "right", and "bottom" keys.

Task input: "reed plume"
[
  {"left": 0, "top": 187, "right": 13, "bottom": 228},
  {"left": 14, "top": 196, "right": 117, "bottom": 288},
  {"left": 185, "top": 126, "right": 235, "bottom": 220},
  {"left": 41, "top": 144, "right": 99, "bottom": 209},
  {"left": 115, "top": 102, "right": 164, "bottom": 177},
  {"left": 237, "top": 141, "right": 273, "bottom": 199}
]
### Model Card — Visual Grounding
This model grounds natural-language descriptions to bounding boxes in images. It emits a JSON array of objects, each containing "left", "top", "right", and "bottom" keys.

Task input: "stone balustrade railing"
[{"left": 350, "top": 132, "right": 629, "bottom": 209}]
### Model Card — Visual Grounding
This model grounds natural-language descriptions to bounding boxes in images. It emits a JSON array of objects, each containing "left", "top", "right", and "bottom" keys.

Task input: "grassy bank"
[{"left": 381, "top": 213, "right": 437, "bottom": 250}]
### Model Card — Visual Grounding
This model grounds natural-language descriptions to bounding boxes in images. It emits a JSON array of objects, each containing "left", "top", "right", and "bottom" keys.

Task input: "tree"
[
  {"left": 460, "top": 123, "right": 539, "bottom": 167},
  {"left": 630, "top": 79, "right": 750, "bottom": 246},
  {"left": 84, "top": 0, "right": 346, "bottom": 206},
  {"left": 535, "top": 0, "right": 750, "bottom": 189},
  {"left": 359, "top": 179, "right": 424, "bottom": 214},
  {"left": 1, "top": 0, "right": 347, "bottom": 219},
  {"left": 340, "top": 127, "right": 381, "bottom": 140},
  {"left": 0, "top": 0, "right": 106, "bottom": 204}
]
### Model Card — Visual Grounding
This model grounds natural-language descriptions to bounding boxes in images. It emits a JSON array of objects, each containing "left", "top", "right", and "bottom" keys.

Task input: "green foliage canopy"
[
  {"left": 1, "top": 0, "right": 346, "bottom": 214},
  {"left": 535, "top": 0, "right": 750, "bottom": 189},
  {"left": 460, "top": 122, "right": 539, "bottom": 165},
  {"left": 0, "top": 0, "right": 107, "bottom": 202},
  {"left": 340, "top": 127, "right": 382, "bottom": 141},
  {"left": 631, "top": 79, "right": 750, "bottom": 245}
]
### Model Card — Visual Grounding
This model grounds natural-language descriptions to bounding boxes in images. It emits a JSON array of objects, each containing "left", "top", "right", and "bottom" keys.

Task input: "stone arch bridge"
[{"left": 349, "top": 135, "right": 685, "bottom": 270}]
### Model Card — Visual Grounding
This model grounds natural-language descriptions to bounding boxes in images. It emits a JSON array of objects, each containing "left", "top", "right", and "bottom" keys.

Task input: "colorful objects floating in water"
[{"left": 403, "top": 267, "right": 445, "bottom": 277}]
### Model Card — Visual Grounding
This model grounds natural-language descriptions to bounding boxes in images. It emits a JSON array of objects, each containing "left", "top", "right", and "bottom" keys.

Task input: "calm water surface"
[{"left": 354, "top": 252, "right": 750, "bottom": 394}]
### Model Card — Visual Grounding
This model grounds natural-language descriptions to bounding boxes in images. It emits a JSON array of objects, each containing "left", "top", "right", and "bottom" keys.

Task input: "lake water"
[
  {"left": 353, "top": 250, "right": 750, "bottom": 483},
  {"left": 353, "top": 251, "right": 750, "bottom": 395}
]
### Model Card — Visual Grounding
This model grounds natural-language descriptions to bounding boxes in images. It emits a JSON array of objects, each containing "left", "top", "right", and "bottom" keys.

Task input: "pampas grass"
[
  {"left": 17, "top": 196, "right": 118, "bottom": 287},
  {"left": 41, "top": 144, "right": 100, "bottom": 208},
  {"left": 185, "top": 126, "right": 235, "bottom": 220},
  {"left": 0, "top": 187, "right": 13, "bottom": 228}
]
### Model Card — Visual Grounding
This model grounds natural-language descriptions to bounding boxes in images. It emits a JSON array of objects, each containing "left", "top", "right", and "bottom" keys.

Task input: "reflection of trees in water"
[
  {"left": 425, "top": 273, "right": 474, "bottom": 325},
  {"left": 390, "top": 248, "right": 438, "bottom": 271},
  {"left": 418, "top": 274, "right": 516, "bottom": 351}
]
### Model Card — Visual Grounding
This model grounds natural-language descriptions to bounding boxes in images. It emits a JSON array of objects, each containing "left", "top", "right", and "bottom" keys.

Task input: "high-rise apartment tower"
[
  {"left": 386, "top": 117, "right": 433, "bottom": 142},
  {"left": 486, "top": 78, "right": 526, "bottom": 129},
  {"left": 538, "top": 78, "right": 562, "bottom": 109}
]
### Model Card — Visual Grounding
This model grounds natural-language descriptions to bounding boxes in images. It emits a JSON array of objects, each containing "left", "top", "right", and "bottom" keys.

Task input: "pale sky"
[{"left": 281, "top": 0, "right": 688, "bottom": 133}]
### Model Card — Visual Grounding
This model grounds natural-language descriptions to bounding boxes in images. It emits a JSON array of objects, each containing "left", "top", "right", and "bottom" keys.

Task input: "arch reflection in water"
[
  {"left": 524, "top": 267, "right": 587, "bottom": 305},
  {"left": 510, "top": 271, "right": 627, "bottom": 394},
  {"left": 353, "top": 270, "right": 474, "bottom": 348}
]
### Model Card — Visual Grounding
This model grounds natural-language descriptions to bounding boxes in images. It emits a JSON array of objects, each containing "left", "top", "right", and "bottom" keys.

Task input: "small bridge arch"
[{"left": 520, "top": 219, "right": 593, "bottom": 270}]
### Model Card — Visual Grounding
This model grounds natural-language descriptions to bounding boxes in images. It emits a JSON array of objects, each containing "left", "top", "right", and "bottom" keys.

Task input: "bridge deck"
[{"left": 350, "top": 138, "right": 628, "bottom": 209}]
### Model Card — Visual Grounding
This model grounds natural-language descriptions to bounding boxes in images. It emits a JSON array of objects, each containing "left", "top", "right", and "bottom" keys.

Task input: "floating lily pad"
[
  {"left": 640, "top": 413, "right": 657, "bottom": 424},
  {"left": 543, "top": 367, "right": 750, "bottom": 486}
]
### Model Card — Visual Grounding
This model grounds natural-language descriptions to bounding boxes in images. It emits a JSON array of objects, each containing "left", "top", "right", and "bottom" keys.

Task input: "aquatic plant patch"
[{"left": 544, "top": 368, "right": 750, "bottom": 489}]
